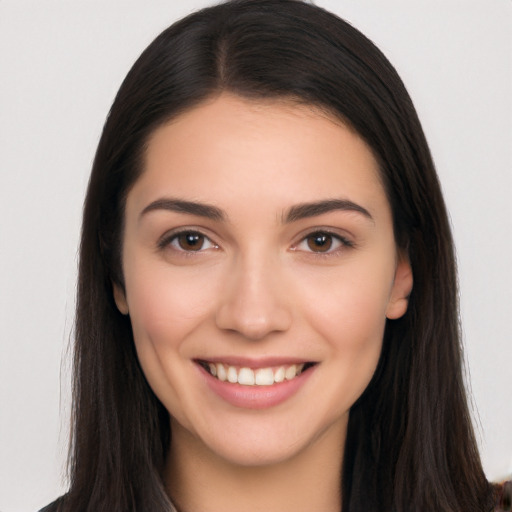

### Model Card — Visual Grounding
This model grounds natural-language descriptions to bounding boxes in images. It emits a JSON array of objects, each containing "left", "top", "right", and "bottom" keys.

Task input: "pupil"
[
  {"left": 179, "top": 232, "right": 203, "bottom": 251},
  {"left": 308, "top": 233, "right": 332, "bottom": 252}
]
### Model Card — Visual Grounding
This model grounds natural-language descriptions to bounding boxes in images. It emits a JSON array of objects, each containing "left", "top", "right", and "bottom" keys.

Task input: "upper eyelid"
[
  {"left": 158, "top": 227, "right": 218, "bottom": 250},
  {"left": 156, "top": 226, "right": 354, "bottom": 250},
  {"left": 294, "top": 231, "right": 352, "bottom": 249},
  {"left": 293, "top": 227, "right": 354, "bottom": 244}
]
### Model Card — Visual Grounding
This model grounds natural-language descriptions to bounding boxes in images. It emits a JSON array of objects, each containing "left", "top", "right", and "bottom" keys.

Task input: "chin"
[
  {"left": 206, "top": 435, "right": 309, "bottom": 468},
  {"left": 186, "top": 409, "right": 347, "bottom": 469}
]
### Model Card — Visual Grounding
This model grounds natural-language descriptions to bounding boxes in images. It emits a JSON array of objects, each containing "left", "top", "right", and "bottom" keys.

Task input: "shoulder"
[{"left": 494, "top": 479, "right": 512, "bottom": 512}]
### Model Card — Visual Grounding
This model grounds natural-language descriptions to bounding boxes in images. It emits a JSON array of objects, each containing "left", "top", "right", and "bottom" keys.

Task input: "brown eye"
[
  {"left": 306, "top": 233, "right": 333, "bottom": 252},
  {"left": 160, "top": 230, "right": 217, "bottom": 254},
  {"left": 293, "top": 231, "right": 351, "bottom": 255},
  {"left": 176, "top": 232, "right": 206, "bottom": 251}
]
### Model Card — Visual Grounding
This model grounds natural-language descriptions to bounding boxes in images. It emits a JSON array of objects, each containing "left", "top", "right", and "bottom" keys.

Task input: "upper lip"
[{"left": 194, "top": 356, "right": 316, "bottom": 368}]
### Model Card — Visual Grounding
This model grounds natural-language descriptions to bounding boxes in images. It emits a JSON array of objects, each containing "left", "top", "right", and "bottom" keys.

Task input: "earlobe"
[
  {"left": 113, "top": 283, "right": 129, "bottom": 315},
  {"left": 386, "top": 257, "right": 413, "bottom": 320}
]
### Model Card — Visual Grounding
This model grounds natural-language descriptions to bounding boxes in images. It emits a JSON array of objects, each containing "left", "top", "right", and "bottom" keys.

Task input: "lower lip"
[{"left": 198, "top": 364, "right": 316, "bottom": 410}]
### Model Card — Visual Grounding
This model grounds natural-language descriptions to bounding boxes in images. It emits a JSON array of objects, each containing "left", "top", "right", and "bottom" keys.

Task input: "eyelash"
[
  {"left": 157, "top": 229, "right": 354, "bottom": 256},
  {"left": 158, "top": 229, "right": 218, "bottom": 253},
  {"left": 293, "top": 230, "right": 354, "bottom": 256}
]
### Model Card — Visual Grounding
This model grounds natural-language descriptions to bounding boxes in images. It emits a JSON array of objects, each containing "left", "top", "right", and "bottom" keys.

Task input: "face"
[{"left": 114, "top": 94, "right": 412, "bottom": 467}]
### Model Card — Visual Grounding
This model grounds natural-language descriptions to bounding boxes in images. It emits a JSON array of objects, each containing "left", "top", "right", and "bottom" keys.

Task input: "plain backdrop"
[{"left": 0, "top": 1, "right": 511, "bottom": 511}]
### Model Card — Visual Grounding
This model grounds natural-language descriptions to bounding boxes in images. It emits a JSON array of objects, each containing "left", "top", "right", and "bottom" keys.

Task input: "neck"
[{"left": 164, "top": 419, "right": 346, "bottom": 512}]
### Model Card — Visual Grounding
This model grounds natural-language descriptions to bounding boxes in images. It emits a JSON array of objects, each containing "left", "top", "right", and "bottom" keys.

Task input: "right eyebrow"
[
  {"left": 139, "top": 198, "right": 226, "bottom": 222},
  {"left": 283, "top": 198, "right": 374, "bottom": 224}
]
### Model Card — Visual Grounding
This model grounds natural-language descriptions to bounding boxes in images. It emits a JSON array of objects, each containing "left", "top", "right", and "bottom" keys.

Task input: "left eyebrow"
[
  {"left": 139, "top": 198, "right": 225, "bottom": 221},
  {"left": 283, "top": 199, "right": 374, "bottom": 224}
]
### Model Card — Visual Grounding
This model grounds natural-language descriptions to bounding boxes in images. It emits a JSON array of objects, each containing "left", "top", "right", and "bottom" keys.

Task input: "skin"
[{"left": 114, "top": 94, "right": 413, "bottom": 512}]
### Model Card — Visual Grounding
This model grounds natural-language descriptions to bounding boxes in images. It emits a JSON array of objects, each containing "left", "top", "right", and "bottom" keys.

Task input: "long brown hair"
[{"left": 50, "top": 1, "right": 494, "bottom": 510}]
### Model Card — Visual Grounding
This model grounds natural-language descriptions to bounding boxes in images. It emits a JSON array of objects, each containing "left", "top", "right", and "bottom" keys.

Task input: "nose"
[{"left": 215, "top": 254, "right": 292, "bottom": 340}]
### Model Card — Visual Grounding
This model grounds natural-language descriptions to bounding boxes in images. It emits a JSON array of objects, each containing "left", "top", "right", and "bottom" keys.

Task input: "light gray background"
[{"left": 1, "top": 1, "right": 511, "bottom": 511}]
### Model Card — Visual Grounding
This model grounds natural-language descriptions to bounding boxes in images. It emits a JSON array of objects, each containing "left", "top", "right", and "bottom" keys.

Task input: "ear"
[
  {"left": 386, "top": 255, "right": 413, "bottom": 320},
  {"left": 113, "top": 282, "right": 129, "bottom": 315}
]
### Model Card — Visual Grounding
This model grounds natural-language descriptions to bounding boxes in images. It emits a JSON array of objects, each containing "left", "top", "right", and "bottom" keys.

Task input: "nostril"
[
  {"left": 215, "top": 290, "right": 293, "bottom": 337},
  {"left": 214, "top": 266, "right": 292, "bottom": 338}
]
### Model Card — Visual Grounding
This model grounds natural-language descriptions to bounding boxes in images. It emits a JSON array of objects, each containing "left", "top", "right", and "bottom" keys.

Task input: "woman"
[{"left": 40, "top": 0, "right": 510, "bottom": 510}]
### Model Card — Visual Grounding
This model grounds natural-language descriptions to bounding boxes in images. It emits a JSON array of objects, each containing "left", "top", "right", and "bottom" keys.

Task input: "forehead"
[{"left": 129, "top": 94, "right": 388, "bottom": 219}]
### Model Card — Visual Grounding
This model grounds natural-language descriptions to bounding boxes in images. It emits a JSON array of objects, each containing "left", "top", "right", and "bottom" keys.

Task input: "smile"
[{"left": 198, "top": 361, "right": 316, "bottom": 386}]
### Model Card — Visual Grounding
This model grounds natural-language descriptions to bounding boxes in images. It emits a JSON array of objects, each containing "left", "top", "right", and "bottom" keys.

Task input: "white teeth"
[
  {"left": 227, "top": 366, "right": 238, "bottom": 383},
  {"left": 274, "top": 366, "right": 285, "bottom": 383},
  {"left": 216, "top": 363, "right": 227, "bottom": 381},
  {"left": 238, "top": 367, "right": 255, "bottom": 386},
  {"left": 285, "top": 364, "right": 297, "bottom": 380},
  {"left": 206, "top": 362, "right": 309, "bottom": 386},
  {"left": 255, "top": 368, "right": 274, "bottom": 386}
]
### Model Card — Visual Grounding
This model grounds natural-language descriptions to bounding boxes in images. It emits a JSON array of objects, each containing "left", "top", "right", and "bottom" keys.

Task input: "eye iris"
[
  {"left": 307, "top": 233, "right": 332, "bottom": 252},
  {"left": 178, "top": 232, "right": 204, "bottom": 251}
]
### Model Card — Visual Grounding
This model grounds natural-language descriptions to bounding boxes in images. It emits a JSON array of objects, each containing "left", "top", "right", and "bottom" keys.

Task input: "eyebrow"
[
  {"left": 284, "top": 199, "right": 374, "bottom": 223},
  {"left": 139, "top": 197, "right": 373, "bottom": 224},
  {"left": 140, "top": 198, "right": 225, "bottom": 221}
]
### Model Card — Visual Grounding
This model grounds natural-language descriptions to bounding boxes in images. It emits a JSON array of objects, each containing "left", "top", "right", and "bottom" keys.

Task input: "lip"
[
  {"left": 195, "top": 359, "right": 317, "bottom": 410},
  {"left": 194, "top": 356, "right": 312, "bottom": 369}
]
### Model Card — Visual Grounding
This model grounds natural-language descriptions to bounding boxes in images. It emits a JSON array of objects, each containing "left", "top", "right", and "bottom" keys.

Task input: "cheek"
[
  {"left": 125, "top": 261, "right": 218, "bottom": 349},
  {"left": 121, "top": 261, "right": 222, "bottom": 415},
  {"left": 122, "top": 262, "right": 221, "bottom": 426},
  {"left": 319, "top": 281, "right": 387, "bottom": 372},
  {"left": 312, "top": 293, "right": 386, "bottom": 413},
  {"left": 296, "top": 262, "right": 393, "bottom": 402},
  {"left": 300, "top": 262, "right": 393, "bottom": 343}
]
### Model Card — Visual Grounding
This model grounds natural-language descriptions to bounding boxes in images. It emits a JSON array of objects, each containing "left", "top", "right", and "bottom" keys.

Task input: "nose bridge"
[{"left": 215, "top": 247, "right": 292, "bottom": 340}]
